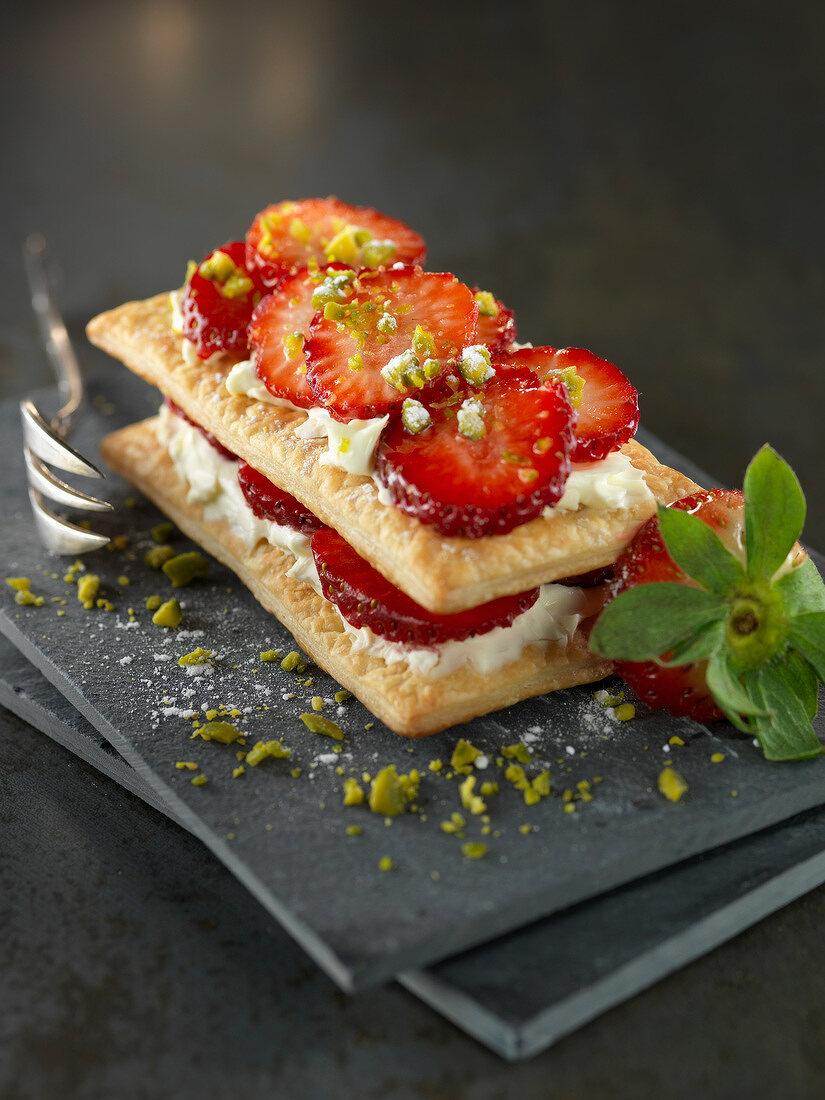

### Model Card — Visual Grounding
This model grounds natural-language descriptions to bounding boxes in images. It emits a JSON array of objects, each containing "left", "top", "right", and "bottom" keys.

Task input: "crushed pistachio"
[
  {"left": 162, "top": 551, "right": 209, "bottom": 588},
  {"left": 191, "top": 774, "right": 208, "bottom": 786},
  {"left": 334, "top": 689, "right": 352, "bottom": 704},
  {"left": 178, "top": 647, "right": 213, "bottom": 667},
  {"left": 260, "top": 649, "right": 281, "bottom": 663},
  {"left": 361, "top": 238, "right": 396, "bottom": 267},
  {"left": 501, "top": 743, "right": 531, "bottom": 764},
  {"left": 232, "top": 766, "right": 245, "bottom": 779},
  {"left": 668, "top": 735, "right": 685, "bottom": 747},
  {"left": 152, "top": 598, "right": 182, "bottom": 628},
  {"left": 480, "top": 782, "right": 499, "bottom": 797},
  {"left": 473, "top": 290, "right": 499, "bottom": 317},
  {"left": 401, "top": 397, "right": 432, "bottom": 435},
  {"left": 346, "top": 824, "right": 362, "bottom": 836},
  {"left": 283, "top": 331, "right": 304, "bottom": 360},
  {"left": 378, "top": 855, "right": 395, "bottom": 872},
  {"left": 381, "top": 348, "right": 421, "bottom": 391},
  {"left": 151, "top": 521, "right": 175, "bottom": 543},
  {"left": 300, "top": 713, "right": 344, "bottom": 740},
  {"left": 175, "top": 761, "right": 198, "bottom": 770},
  {"left": 440, "top": 812, "right": 466, "bottom": 834},
  {"left": 246, "top": 739, "right": 291, "bottom": 766},
  {"left": 194, "top": 721, "right": 242, "bottom": 745},
  {"left": 710, "top": 752, "right": 725, "bottom": 763},
  {"left": 117, "top": 575, "right": 130, "bottom": 587},
  {"left": 461, "top": 842, "right": 488, "bottom": 860},
  {"left": 343, "top": 778, "right": 365, "bottom": 806},
  {"left": 428, "top": 759, "right": 443, "bottom": 773},
  {"left": 458, "top": 344, "right": 494, "bottom": 387},
  {"left": 280, "top": 651, "right": 301, "bottom": 672},
  {"left": 594, "top": 688, "right": 625, "bottom": 707},
  {"left": 376, "top": 312, "right": 397, "bottom": 336},
  {"left": 310, "top": 696, "right": 324, "bottom": 712},
  {"left": 457, "top": 396, "right": 486, "bottom": 440},
  {"left": 76, "top": 574, "right": 100, "bottom": 608},
  {"left": 6, "top": 577, "right": 31, "bottom": 591},
  {"left": 311, "top": 268, "right": 356, "bottom": 310},
  {"left": 451, "top": 739, "right": 482, "bottom": 770},
  {"left": 368, "top": 765, "right": 420, "bottom": 816},
  {"left": 145, "top": 594, "right": 162, "bottom": 611},
  {"left": 551, "top": 365, "right": 585, "bottom": 408},
  {"left": 459, "top": 775, "right": 486, "bottom": 816},
  {"left": 96, "top": 599, "right": 115, "bottom": 612},
  {"left": 144, "top": 545, "right": 176, "bottom": 569},
  {"left": 658, "top": 767, "right": 688, "bottom": 802},
  {"left": 614, "top": 703, "right": 636, "bottom": 722}
]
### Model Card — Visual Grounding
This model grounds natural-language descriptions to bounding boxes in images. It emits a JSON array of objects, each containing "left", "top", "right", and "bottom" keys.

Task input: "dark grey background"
[{"left": 3, "top": 1, "right": 825, "bottom": 1096}]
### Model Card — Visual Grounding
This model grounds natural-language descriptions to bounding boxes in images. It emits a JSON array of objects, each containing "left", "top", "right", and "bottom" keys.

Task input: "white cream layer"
[
  {"left": 155, "top": 406, "right": 589, "bottom": 679},
  {"left": 156, "top": 403, "right": 321, "bottom": 592},
  {"left": 551, "top": 451, "right": 654, "bottom": 514}
]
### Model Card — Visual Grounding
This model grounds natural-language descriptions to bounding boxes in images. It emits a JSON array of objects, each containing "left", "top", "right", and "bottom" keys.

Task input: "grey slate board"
[
  {"left": 7, "top": 634, "right": 825, "bottom": 1062},
  {"left": 3, "top": 373, "right": 825, "bottom": 993}
]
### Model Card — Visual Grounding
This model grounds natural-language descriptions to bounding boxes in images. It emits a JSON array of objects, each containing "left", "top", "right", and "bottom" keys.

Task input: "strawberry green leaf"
[
  {"left": 589, "top": 583, "right": 725, "bottom": 661},
  {"left": 656, "top": 620, "right": 725, "bottom": 666},
  {"left": 776, "top": 557, "right": 825, "bottom": 615},
  {"left": 744, "top": 445, "right": 805, "bottom": 580},
  {"left": 784, "top": 649, "right": 820, "bottom": 721},
  {"left": 657, "top": 503, "right": 746, "bottom": 595},
  {"left": 746, "top": 658, "right": 824, "bottom": 761},
  {"left": 705, "top": 649, "right": 767, "bottom": 733},
  {"left": 787, "top": 611, "right": 825, "bottom": 685}
]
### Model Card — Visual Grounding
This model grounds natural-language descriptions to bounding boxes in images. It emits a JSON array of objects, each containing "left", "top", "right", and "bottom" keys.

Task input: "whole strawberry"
[{"left": 590, "top": 446, "right": 825, "bottom": 761}]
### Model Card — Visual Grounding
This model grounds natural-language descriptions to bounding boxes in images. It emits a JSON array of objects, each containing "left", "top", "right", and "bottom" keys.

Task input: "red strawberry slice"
[
  {"left": 245, "top": 198, "right": 427, "bottom": 289},
  {"left": 471, "top": 288, "right": 517, "bottom": 355},
  {"left": 375, "top": 369, "right": 575, "bottom": 538},
  {"left": 312, "top": 526, "right": 539, "bottom": 645},
  {"left": 606, "top": 489, "right": 746, "bottom": 721},
  {"left": 180, "top": 241, "right": 264, "bottom": 360},
  {"left": 500, "top": 346, "right": 639, "bottom": 461},
  {"left": 248, "top": 266, "right": 349, "bottom": 408},
  {"left": 237, "top": 461, "right": 325, "bottom": 534},
  {"left": 304, "top": 266, "right": 479, "bottom": 420},
  {"left": 164, "top": 398, "right": 237, "bottom": 460}
]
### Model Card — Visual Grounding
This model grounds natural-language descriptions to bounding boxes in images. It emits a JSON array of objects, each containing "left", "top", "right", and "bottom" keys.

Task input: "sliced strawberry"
[
  {"left": 237, "top": 461, "right": 325, "bottom": 534},
  {"left": 180, "top": 241, "right": 264, "bottom": 360},
  {"left": 248, "top": 266, "right": 349, "bottom": 408},
  {"left": 304, "top": 266, "right": 479, "bottom": 420},
  {"left": 312, "top": 526, "right": 539, "bottom": 645},
  {"left": 471, "top": 288, "right": 517, "bottom": 355},
  {"left": 606, "top": 489, "right": 746, "bottom": 721},
  {"left": 500, "top": 346, "right": 639, "bottom": 461},
  {"left": 246, "top": 198, "right": 427, "bottom": 289},
  {"left": 375, "top": 370, "right": 575, "bottom": 538},
  {"left": 165, "top": 398, "right": 237, "bottom": 460}
]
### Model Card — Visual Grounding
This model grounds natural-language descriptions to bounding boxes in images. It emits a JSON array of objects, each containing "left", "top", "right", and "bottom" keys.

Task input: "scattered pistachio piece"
[
  {"left": 151, "top": 521, "right": 175, "bottom": 543},
  {"left": 152, "top": 598, "right": 182, "bottom": 628},
  {"left": 658, "top": 767, "right": 688, "bottom": 802},
  {"left": 343, "top": 778, "right": 365, "bottom": 806},
  {"left": 246, "top": 739, "right": 291, "bottom": 766},
  {"left": 369, "top": 765, "right": 420, "bottom": 816},
  {"left": 144, "top": 545, "right": 176, "bottom": 569},
  {"left": 178, "top": 647, "right": 213, "bottom": 667},
  {"left": 162, "top": 551, "right": 208, "bottom": 588},
  {"left": 461, "top": 842, "right": 488, "bottom": 860},
  {"left": 300, "top": 713, "right": 344, "bottom": 740}
]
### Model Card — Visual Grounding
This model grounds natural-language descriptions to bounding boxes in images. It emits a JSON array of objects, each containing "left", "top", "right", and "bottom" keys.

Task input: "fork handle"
[{"left": 23, "top": 233, "right": 83, "bottom": 438}]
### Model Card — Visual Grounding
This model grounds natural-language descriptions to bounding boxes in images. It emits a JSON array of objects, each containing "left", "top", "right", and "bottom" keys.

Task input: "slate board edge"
[{"left": 400, "top": 846, "right": 825, "bottom": 1060}]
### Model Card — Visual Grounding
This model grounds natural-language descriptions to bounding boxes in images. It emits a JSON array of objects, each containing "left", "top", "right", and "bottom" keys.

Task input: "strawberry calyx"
[
  {"left": 180, "top": 241, "right": 264, "bottom": 360},
  {"left": 590, "top": 447, "right": 825, "bottom": 761},
  {"left": 311, "top": 526, "right": 539, "bottom": 645}
]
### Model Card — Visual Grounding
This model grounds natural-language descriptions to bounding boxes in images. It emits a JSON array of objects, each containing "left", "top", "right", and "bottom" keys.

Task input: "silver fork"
[{"left": 21, "top": 233, "right": 112, "bottom": 554}]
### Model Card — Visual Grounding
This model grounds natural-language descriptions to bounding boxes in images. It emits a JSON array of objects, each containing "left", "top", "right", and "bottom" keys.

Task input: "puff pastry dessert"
[{"left": 88, "top": 198, "right": 699, "bottom": 735}]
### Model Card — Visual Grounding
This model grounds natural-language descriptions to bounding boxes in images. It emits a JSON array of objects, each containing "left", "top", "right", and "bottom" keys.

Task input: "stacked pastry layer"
[{"left": 88, "top": 292, "right": 698, "bottom": 736}]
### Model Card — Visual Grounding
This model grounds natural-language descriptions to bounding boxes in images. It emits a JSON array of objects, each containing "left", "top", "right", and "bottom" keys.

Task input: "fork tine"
[
  {"left": 27, "top": 488, "right": 110, "bottom": 554},
  {"left": 20, "top": 399, "right": 104, "bottom": 478},
  {"left": 24, "top": 448, "right": 114, "bottom": 512}
]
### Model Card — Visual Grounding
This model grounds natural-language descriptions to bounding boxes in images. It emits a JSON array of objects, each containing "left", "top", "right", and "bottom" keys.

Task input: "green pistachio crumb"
[
  {"left": 145, "top": 595, "right": 162, "bottom": 611},
  {"left": 457, "top": 396, "right": 486, "bottom": 440},
  {"left": 461, "top": 842, "right": 488, "bottom": 860},
  {"left": 343, "top": 778, "right": 365, "bottom": 806},
  {"left": 458, "top": 344, "right": 494, "bottom": 387},
  {"left": 614, "top": 703, "right": 636, "bottom": 721},
  {"left": 178, "top": 647, "right": 213, "bottom": 667},
  {"left": 280, "top": 651, "right": 301, "bottom": 671},
  {"left": 552, "top": 365, "right": 585, "bottom": 409},
  {"left": 473, "top": 290, "right": 499, "bottom": 317},
  {"left": 451, "top": 739, "right": 481, "bottom": 769},
  {"left": 6, "top": 577, "right": 30, "bottom": 591},
  {"left": 152, "top": 598, "right": 182, "bottom": 628},
  {"left": 378, "top": 855, "right": 395, "bottom": 872},
  {"left": 76, "top": 574, "right": 100, "bottom": 605},
  {"left": 117, "top": 575, "right": 130, "bottom": 586},
  {"left": 246, "top": 739, "right": 291, "bottom": 766},
  {"left": 144, "top": 545, "right": 176, "bottom": 569},
  {"left": 501, "top": 743, "right": 531, "bottom": 764},
  {"left": 368, "top": 765, "right": 419, "bottom": 816},
  {"left": 334, "top": 689, "right": 352, "bottom": 704},
  {"left": 361, "top": 238, "right": 396, "bottom": 267},
  {"left": 260, "top": 649, "right": 281, "bottom": 663},
  {"left": 459, "top": 775, "right": 486, "bottom": 815},
  {"left": 162, "top": 551, "right": 209, "bottom": 588},
  {"left": 428, "top": 759, "right": 443, "bottom": 773},
  {"left": 658, "top": 768, "right": 688, "bottom": 802},
  {"left": 346, "top": 824, "right": 362, "bottom": 836},
  {"left": 300, "top": 713, "right": 344, "bottom": 740},
  {"left": 151, "top": 521, "right": 175, "bottom": 543},
  {"left": 401, "top": 397, "right": 432, "bottom": 434},
  {"left": 191, "top": 774, "right": 208, "bottom": 787},
  {"left": 290, "top": 767, "right": 302, "bottom": 778},
  {"left": 711, "top": 752, "right": 725, "bottom": 763},
  {"left": 175, "top": 761, "right": 198, "bottom": 770},
  {"left": 195, "top": 721, "right": 242, "bottom": 744},
  {"left": 96, "top": 599, "right": 114, "bottom": 612},
  {"left": 232, "top": 766, "right": 245, "bottom": 779},
  {"left": 480, "top": 782, "right": 499, "bottom": 797},
  {"left": 381, "top": 348, "right": 421, "bottom": 391},
  {"left": 311, "top": 696, "right": 324, "bottom": 712}
]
